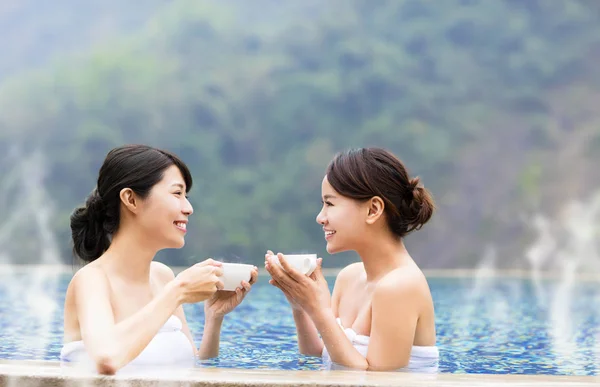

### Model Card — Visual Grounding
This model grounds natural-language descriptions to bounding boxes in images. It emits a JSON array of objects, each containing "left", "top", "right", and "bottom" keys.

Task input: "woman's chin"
[
  {"left": 169, "top": 236, "right": 186, "bottom": 249},
  {"left": 325, "top": 243, "right": 343, "bottom": 255}
]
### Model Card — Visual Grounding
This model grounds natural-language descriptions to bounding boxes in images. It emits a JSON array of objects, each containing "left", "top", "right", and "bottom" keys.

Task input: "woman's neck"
[
  {"left": 356, "top": 237, "right": 412, "bottom": 282},
  {"left": 99, "top": 229, "right": 158, "bottom": 284}
]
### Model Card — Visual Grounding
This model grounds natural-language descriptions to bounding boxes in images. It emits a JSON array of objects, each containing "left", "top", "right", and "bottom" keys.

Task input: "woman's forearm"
[
  {"left": 293, "top": 309, "right": 324, "bottom": 356},
  {"left": 197, "top": 315, "right": 224, "bottom": 359}
]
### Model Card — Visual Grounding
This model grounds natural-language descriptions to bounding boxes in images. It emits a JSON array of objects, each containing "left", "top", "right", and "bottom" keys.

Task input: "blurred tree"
[{"left": 0, "top": 0, "right": 599, "bottom": 269}]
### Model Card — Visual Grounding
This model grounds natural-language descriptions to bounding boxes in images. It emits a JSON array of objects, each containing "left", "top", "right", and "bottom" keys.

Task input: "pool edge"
[{"left": 0, "top": 360, "right": 599, "bottom": 387}]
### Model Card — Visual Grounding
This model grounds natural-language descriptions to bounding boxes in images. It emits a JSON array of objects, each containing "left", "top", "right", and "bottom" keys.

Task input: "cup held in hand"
[
  {"left": 274, "top": 254, "right": 317, "bottom": 276},
  {"left": 220, "top": 263, "right": 253, "bottom": 291}
]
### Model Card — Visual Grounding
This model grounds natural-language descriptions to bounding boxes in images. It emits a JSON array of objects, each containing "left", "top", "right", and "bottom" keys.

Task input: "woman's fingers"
[
  {"left": 249, "top": 267, "right": 258, "bottom": 285},
  {"left": 276, "top": 254, "right": 306, "bottom": 283},
  {"left": 241, "top": 280, "right": 251, "bottom": 292}
]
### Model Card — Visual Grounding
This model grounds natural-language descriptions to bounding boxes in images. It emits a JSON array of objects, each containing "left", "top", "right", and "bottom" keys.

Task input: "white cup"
[
  {"left": 219, "top": 262, "right": 253, "bottom": 291},
  {"left": 273, "top": 254, "right": 318, "bottom": 276}
]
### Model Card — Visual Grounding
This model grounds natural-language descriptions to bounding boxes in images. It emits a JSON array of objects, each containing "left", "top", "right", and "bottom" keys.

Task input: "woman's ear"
[
  {"left": 119, "top": 188, "right": 139, "bottom": 214},
  {"left": 365, "top": 196, "right": 385, "bottom": 225}
]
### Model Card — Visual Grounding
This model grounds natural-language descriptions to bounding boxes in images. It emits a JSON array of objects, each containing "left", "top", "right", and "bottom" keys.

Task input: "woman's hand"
[
  {"left": 265, "top": 251, "right": 304, "bottom": 311},
  {"left": 265, "top": 252, "right": 331, "bottom": 318},
  {"left": 174, "top": 259, "right": 224, "bottom": 304},
  {"left": 204, "top": 266, "right": 258, "bottom": 319}
]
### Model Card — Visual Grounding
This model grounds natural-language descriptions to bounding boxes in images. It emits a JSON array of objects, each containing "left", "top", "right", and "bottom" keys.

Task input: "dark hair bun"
[
  {"left": 404, "top": 176, "right": 435, "bottom": 233},
  {"left": 70, "top": 189, "right": 110, "bottom": 263}
]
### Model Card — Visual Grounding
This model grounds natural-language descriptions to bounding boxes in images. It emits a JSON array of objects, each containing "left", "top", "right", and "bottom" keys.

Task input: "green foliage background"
[{"left": 0, "top": 0, "right": 599, "bottom": 268}]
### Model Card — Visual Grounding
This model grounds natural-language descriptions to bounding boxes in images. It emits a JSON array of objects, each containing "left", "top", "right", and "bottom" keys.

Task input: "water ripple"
[{"left": 0, "top": 274, "right": 599, "bottom": 375}]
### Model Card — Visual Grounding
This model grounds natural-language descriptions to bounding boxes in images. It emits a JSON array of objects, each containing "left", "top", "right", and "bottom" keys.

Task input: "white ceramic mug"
[
  {"left": 273, "top": 254, "right": 318, "bottom": 276},
  {"left": 219, "top": 262, "right": 253, "bottom": 291}
]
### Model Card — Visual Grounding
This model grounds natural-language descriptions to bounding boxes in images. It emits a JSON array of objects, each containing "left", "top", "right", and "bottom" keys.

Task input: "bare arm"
[
  {"left": 268, "top": 258, "right": 357, "bottom": 357},
  {"left": 75, "top": 261, "right": 221, "bottom": 374},
  {"left": 292, "top": 308, "right": 323, "bottom": 356},
  {"left": 198, "top": 266, "right": 258, "bottom": 359},
  {"left": 313, "top": 275, "right": 420, "bottom": 371},
  {"left": 294, "top": 262, "right": 352, "bottom": 356},
  {"left": 74, "top": 267, "right": 183, "bottom": 374},
  {"left": 365, "top": 279, "right": 419, "bottom": 370},
  {"left": 265, "top": 251, "right": 324, "bottom": 356},
  {"left": 197, "top": 316, "right": 223, "bottom": 359}
]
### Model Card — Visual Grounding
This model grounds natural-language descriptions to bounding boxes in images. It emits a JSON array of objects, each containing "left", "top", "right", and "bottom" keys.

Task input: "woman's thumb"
[{"left": 311, "top": 258, "right": 324, "bottom": 280}]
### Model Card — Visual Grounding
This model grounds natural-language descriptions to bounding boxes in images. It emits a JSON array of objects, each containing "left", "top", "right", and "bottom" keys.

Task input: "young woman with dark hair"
[{"left": 266, "top": 147, "right": 439, "bottom": 372}]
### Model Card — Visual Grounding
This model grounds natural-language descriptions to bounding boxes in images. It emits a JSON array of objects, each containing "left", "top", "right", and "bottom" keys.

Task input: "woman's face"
[
  {"left": 137, "top": 165, "right": 194, "bottom": 249},
  {"left": 316, "top": 175, "right": 368, "bottom": 254}
]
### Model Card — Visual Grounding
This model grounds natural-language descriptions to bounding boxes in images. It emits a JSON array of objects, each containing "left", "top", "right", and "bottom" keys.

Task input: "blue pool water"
[{"left": 0, "top": 271, "right": 599, "bottom": 375}]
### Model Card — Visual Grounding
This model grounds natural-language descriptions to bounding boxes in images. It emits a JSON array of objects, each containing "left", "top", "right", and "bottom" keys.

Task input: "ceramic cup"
[
  {"left": 273, "top": 254, "right": 318, "bottom": 276},
  {"left": 219, "top": 262, "right": 253, "bottom": 291}
]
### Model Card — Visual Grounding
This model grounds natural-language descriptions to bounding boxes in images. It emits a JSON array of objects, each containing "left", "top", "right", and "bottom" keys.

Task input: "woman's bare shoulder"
[
  {"left": 335, "top": 262, "right": 365, "bottom": 283},
  {"left": 375, "top": 265, "right": 428, "bottom": 301},
  {"left": 68, "top": 263, "right": 109, "bottom": 292},
  {"left": 150, "top": 261, "right": 175, "bottom": 286}
]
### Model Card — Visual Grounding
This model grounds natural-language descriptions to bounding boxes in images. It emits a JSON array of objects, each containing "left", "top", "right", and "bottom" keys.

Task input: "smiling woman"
[
  {"left": 265, "top": 147, "right": 439, "bottom": 372},
  {"left": 60, "top": 144, "right": 258, "bottom": 375}
]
